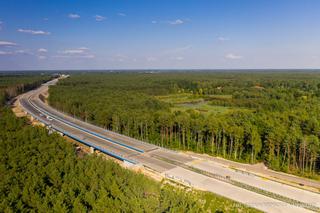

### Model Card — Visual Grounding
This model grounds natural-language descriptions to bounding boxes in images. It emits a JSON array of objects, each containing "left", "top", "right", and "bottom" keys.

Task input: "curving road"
[{"left": 17, "top": 78, "right": 320, "bottom": 213}]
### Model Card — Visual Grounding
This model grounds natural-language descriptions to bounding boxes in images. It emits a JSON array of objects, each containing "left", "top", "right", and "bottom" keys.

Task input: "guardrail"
[
  {"left": 20, "top": 98, "right": 137, "bottom": 165},
  {"left": 29, "top": 97, "right": 144, "bottom": 153},
  {"left": 154, "top": 155, "right": 320, "bottom": 212},
  {"left": 53, "top": 125, "right": 137, "bottom": 165}
]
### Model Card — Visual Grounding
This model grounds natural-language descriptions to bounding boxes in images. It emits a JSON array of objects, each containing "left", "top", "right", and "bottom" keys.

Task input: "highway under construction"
[{"left": 17, "top": 78, "right": 320, "bottom": 213}]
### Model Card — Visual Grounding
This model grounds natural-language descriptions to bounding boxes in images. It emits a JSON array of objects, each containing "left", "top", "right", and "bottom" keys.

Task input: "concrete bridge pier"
[{"left": 90, "top": 147, "right": 95, "bottom": 154}]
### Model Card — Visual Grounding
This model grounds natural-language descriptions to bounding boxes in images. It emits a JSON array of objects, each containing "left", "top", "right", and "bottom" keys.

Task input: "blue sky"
[{"left": 1, "top": 0, "right": 320, "bottom": 70}]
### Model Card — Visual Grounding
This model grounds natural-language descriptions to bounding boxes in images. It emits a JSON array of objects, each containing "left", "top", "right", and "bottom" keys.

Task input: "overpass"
[{"left": 18, "top": 78, "right": 320, "bottom": 213}]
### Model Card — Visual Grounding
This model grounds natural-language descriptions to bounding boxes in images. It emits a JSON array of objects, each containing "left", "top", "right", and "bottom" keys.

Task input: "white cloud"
[
  {"left": 218, "top": 36, "right": 229, "bottom": 41},
  {"left": 38, "top": 48, "right": 48, "bottom": 53},
  {"left": 0, "top": 50, "right": 12, "bottom": 55},
  {"left": 68, "top": 13, "right": 80, "bottom": 19},
  {"left": 17, "top": 50, "right": 34, "bottom": 55},
  {"left": 0, "top": 40, "right": 17, "bottom": 46},
  {"left": 53, "top": 54, "right": 95, "bottom": 59},
  {"left": 117, "top": 13, "right": 126, "bottom": 17},
  {"left": 0, "top": 49, "right": 32, "bottom": 56},
  {"left": 172, "top": 56, "right": 184, "bottom": 61},
  {"left": 38, "top": 55, "right": 47, "bottom": 60},
  {"left": 61, "top": 49, "right": 85, "bottom": 54},
  {"left": 59, "top": 47, "right": 90, "bottom": 55},
  {"left": 78, "top": 47, "right": 89, "bottom": 50},
  {"left": 82, "top": 54, "right": 95, "bottom": 58},
  {"left": 225, "top": 53, "right": 243, "bottom": 60},
  {"left": 169, "top": 19, "right": 184, "bottom": 25},
  {"left": 166, "top": 45, "right": 192, "bottom": 54},
  {"left": 56, "top": 47, "right": 94, "bottom": 59},
  {"left": 18, "top": 29, "right": 50, "bottom": 35},
  {"left": 147, "top": 57, "right": 157, "bottom": 62},
  {"left": 15, "top": 50, "right": 28, "bottom": 54},
  {"left": 95, "top": 15, "right": 106, "bottom": 21},
  {"left": 153, "top": 19, "right": 188, "bottom": 26}
]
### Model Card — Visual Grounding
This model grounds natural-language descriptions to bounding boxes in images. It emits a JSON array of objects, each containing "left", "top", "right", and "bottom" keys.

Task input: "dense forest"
[
  {"left": 49, "top": 72, "right": 320, "bottom": 179},
  {"left": 0, "top": 73, "right": 51, "bottom": 106},
  {"left": 0, "top": 74, "right": 258, "bottom": 212}
]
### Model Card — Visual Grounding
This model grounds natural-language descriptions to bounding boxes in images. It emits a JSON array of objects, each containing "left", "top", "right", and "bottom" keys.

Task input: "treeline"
[
  {"left": 0, "top": 74, "right": 51, "bottom": 106},
  {"left": 49, "top": 72, "right": 320, "bottom": 178},
  {"left": 0, "top": 74, "right": 258, "bottom": 212}
]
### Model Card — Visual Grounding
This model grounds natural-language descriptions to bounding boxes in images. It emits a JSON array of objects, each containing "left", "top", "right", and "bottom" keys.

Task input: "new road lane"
[
  {"left": 20, "top": 94, "right": 140, "bottom": 162},
  {"left": 188, "top": 159, "right": 320, "bottom": 209},
  {"left": 164, "top": 166, "right": 314, "bottom": 213},
  {"left": 17, "top": 79, "right": 319, "bottom": 213}
]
